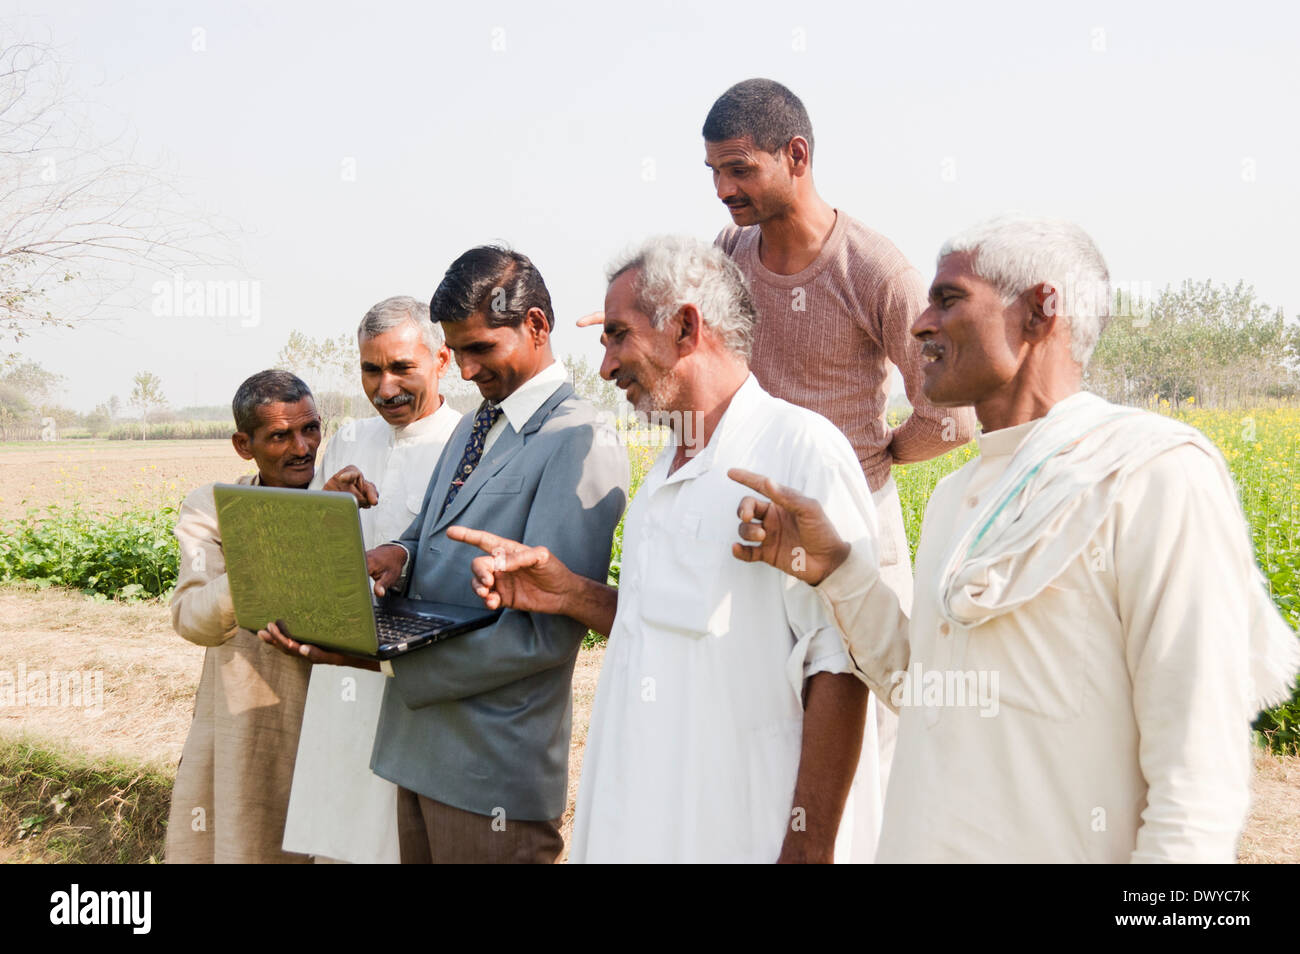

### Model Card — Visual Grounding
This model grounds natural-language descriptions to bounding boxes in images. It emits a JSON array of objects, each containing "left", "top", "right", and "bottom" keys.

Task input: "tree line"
[{"left": 1087, "top": 280, "right": 1299, "bottom": 409}]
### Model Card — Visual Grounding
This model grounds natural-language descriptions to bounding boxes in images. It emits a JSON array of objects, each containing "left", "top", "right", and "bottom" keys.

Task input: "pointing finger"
[
  {"left": 447, "top": 525, "right": 519, "bottom": 555},
  {"left": 728, "top": 468, "right": 807, "bottom": 513}
]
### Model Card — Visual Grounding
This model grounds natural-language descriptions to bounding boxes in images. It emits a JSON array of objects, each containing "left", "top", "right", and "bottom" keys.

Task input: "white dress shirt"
[
  {"left": 569, "top": 374, "right": 886, "bottom": 863},
  {"left": 481, "top": 359, "right": 568, "bottom": 455},
  {"left": 282, "top": 399, "right": 461, "bottom": 863},
  {"left": 818, "top": 417, "right": 1263, "bottom": 862}
]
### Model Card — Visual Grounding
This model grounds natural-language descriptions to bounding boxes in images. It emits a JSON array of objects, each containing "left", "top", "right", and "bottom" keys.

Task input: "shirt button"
[
  {"left": 965, "top": 495, "right": 979, "bottom": 508},
  {"left": 939, "top": 622, "right": 950, "bottom": 637}
]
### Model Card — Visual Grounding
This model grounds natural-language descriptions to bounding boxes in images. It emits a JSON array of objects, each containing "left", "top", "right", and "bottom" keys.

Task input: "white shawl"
[{"left": 938, "top": 390, "right": 1300, "bottom": 711}]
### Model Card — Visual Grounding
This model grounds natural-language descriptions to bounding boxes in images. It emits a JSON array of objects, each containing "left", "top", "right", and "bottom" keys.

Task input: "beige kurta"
[
  {"left": 819, "top": 419, "right": 1267, "bottom": 862},
  {"left": 165, "top": 475, "right": 312, "bottom": 864}
]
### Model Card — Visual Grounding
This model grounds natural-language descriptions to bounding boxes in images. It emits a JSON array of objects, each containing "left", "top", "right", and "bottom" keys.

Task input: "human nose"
[
  {"left": 599, "top": 345, "right": 618, "bottom": 381},
  {"left": 376, "top": 371, "right": 401, "bottom": 398},
  {"left": 458, "top": 356, "right": 479, "bottom": 381},
  {"left": 714, "top": 169, "right": 738, "bottom": 202},
  {"left": 911, "top": 303, "right": 939, "bottom": 342}
]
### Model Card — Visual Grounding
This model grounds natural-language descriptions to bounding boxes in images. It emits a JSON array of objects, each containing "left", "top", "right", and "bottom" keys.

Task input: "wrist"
[{"left": 810, "top": 539, "right": 851, "bottom": 586}]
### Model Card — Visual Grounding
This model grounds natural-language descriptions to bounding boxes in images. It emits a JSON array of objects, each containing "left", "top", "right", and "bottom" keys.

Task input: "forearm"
[
  {"left": 887, "top": 404, "right": 975, "bottom": 465},
  {"left": 780, "top": 672, "right": 868, "bottom": 862},
  {"left": 559, "top": 574, "right": 619, "bottom": 637}
]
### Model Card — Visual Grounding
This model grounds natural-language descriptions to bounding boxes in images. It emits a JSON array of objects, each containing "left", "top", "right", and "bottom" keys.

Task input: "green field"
[{"left": 3, "top": 408, "right": 1298, "bottom": 750}]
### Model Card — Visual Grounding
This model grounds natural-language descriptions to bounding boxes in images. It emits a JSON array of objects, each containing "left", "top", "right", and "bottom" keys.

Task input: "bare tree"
[
  {"left": 128, "top": 370, "right": 167, "bottom": 440},
  {"left": 276, "top": 330, "right": 370, "bottom": 427},
  {"left": 0, "top": 32, "right": 230, "bottom": 362}
]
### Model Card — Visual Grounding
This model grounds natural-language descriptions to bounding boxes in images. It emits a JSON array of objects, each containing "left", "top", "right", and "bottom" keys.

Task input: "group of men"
[{"left": 166, "top": 79, "right": 1298, "bottom": 864}]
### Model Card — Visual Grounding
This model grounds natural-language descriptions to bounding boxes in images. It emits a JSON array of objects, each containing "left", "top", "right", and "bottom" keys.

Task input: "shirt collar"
[
  {"left": 496, "top": 360, "right": 567, "bottom": 433},
  {"left": 663, "top": 372, "right": 762, "bottom": 484},
  {"left": 976, "top": 417, "right": 1041, "bottom": 459}
]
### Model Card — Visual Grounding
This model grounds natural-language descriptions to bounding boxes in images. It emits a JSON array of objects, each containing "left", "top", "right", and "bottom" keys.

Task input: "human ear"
[
  {"left": 232, "top": 431, "right": 255, "bottom": 461},
  {"left": 787, "top": 136, "right": 812, "bottom": 175},
  {"left": 1024, "top": 282, "right": 1060, "bottom": 343},
  {"left": 675, "top": 304, "right": 704, "bottom": 355},
  {"left": 525, "top": 307, "right": 550, "bottom": 348}
]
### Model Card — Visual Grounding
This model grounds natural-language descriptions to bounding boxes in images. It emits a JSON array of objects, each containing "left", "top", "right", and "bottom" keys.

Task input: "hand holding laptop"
[
  {"left": 259, "top": 620, "right": 381, "bottom": 671},
  {"left": 367, "top": 544, "right": 408, "bottom": 598}
]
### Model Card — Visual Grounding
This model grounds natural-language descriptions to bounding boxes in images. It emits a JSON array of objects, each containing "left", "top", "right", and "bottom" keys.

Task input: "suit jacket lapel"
[{"left": 429, "top": 382, "right": 575, "bottom": 535}]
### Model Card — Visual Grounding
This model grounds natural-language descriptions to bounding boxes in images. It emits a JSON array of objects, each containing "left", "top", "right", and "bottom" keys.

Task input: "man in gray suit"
[{"left": 264, "top": 246, "right": 628, "bottom": 863}]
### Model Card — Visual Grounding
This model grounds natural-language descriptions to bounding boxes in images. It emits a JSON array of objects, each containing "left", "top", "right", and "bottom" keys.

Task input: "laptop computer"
[{"left": 213, "top": 483, "right": 498, "bottom": 660}]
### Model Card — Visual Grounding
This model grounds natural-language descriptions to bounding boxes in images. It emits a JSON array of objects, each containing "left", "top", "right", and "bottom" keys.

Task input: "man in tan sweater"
[
  {"left": 166, "top": 369, "right": 322, "bottom": 863},
  {"left": 702, "top": 78, "right": 977, "bottom": 817}
]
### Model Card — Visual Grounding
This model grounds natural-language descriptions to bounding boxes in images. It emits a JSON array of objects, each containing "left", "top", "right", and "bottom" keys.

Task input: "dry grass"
[
  {"left": 0, "top": 587, "right": 204, "bottom": 767},
  {"left": 0, "top": 439, "right": 251, "bottom": 521},
  {"left": 1239, "top": 750, "right": 1300, "bottom": 863},
  {"left": 0, "top": 585, "right": 1295, "bottom": 863}
]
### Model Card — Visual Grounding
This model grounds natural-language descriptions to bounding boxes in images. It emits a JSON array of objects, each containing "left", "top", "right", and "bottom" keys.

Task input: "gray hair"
[
  {"left": 233, "top": 369, "right": 313, "bottom": 435},
  {"left": 938, "top": 215, "right": 1111, "bottom": 368},
  {"left": 357, "top": 295, "right": 443, "bottom": 355},
  {"left": 606, "top": 236, "right": 755, "bottom": 359}
]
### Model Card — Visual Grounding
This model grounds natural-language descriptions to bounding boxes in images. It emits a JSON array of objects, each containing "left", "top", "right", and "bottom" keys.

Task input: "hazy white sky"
[{"left": 6, "top": 0, "right": 1299, "bottom": 411}]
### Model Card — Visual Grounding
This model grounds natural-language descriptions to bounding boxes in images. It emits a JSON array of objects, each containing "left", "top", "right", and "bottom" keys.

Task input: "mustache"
[
  {"left": 373, "top": 392, "right": 414, "bottom": 408},
  {"left": 921, "top": 341, "right": 945, "bottom": 358}
]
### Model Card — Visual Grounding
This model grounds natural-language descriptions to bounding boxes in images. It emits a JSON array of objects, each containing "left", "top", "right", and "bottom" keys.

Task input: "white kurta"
[
  {"left": 570, "top": 374, "right": 885, "bottom": 863},
  {"left": 819, "top": 417, "right": 1271, "bottom": 862},
  {"left": 282, "top": 402, "right": 460, "bottom": 863}
]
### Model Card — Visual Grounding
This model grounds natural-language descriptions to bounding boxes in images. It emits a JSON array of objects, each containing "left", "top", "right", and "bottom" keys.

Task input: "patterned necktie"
[{"left": 441, "top": 400, "right": 504, "bottom": 516}]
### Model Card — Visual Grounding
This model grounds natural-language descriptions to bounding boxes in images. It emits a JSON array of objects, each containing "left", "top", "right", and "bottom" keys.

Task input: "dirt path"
[{"left": 1, "top": 585, "right": 1296, "bottom": 862}]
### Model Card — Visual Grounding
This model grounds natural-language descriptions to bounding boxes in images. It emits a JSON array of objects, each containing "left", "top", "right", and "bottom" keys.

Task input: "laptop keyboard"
[{"left": 376, "top": 612, "right": 456, "bottom": 644}]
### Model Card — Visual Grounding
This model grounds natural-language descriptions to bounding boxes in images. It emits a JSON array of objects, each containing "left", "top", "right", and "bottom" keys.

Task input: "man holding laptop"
[
  {"left": 264, "top": 246, "right": 628, "bottom": 863},
  {"left": 167, "top": 370, "right": 324, "bottom": 864}
]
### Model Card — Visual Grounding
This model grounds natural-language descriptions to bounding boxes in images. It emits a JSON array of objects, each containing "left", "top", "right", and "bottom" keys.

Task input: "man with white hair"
[
  {"left": 281, "top": 295, "right": 460, "bottom": 864},
  {"left": 449, "top": 236, "right": 883, "bottom": 862},
  {"left": 728, "top": 215, "right": 1300, "bottom": 862}
]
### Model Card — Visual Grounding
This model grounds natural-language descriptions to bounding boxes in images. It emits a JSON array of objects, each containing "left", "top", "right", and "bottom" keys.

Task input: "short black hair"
[
  {"left": 232, "top": 369, "right": 313, "bottom": 435},
  {"left": 702, "top": 78, "right": 814, "bottom": 160},
  {"left": 430, "top": 245, "right": 555, "bottom": 331}
]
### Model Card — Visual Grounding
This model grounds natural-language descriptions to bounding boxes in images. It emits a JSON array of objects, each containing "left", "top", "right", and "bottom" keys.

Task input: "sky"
[{"left": 4, "top": 0, "right": 1299, "bottom": 411}]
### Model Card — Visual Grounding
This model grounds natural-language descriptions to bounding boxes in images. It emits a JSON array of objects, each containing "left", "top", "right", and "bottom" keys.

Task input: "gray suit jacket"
[{"left": 371, "top": 381, "right": 628, "bottom": 820}]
